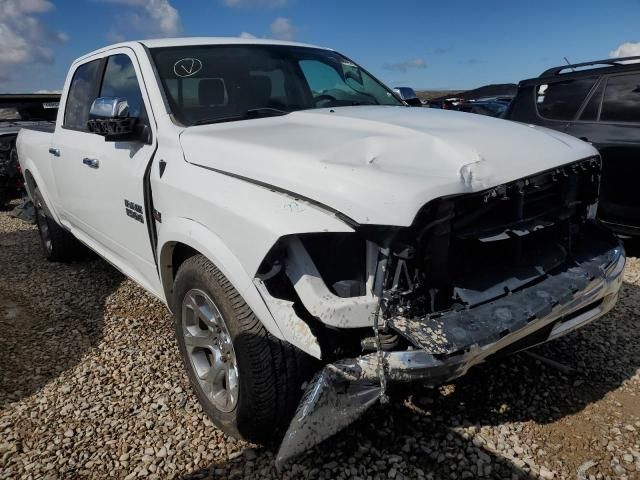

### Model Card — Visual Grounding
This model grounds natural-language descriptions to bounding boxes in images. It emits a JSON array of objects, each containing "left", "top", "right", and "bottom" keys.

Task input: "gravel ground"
[{"left": 0, "top": 208, "right": 639, "bottom": 480}]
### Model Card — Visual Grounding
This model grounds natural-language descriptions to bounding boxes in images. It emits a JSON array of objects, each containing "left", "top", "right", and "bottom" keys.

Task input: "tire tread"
[{"left": 174, "top": 255, "right": 313, "bottom": 444}]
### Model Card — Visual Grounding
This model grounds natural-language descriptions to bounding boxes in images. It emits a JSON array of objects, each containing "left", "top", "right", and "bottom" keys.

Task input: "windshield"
[
  {"left": 0, "top": 100, "right": 58, "bottom": 122},
  {"left": 150, "top": 45, "right": 403, "bottom": 126}
]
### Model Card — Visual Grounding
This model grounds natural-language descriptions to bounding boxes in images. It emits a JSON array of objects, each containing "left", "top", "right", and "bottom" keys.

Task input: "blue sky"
[{"left": 1, "top": 0, "right": 640, "bottom": 93}]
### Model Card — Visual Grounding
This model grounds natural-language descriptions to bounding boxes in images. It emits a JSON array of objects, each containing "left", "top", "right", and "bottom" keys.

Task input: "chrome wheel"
[{"left": 181, "top": 288, "right": 239, "bottom": 412}]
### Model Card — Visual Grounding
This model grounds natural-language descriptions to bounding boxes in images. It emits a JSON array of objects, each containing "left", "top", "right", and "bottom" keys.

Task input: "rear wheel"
[
  {"left": 172, "top": 254, "right": 314, "bottom": 444},
  {"left": 33, "top": 187, "right": 79, "bottom": 262}
]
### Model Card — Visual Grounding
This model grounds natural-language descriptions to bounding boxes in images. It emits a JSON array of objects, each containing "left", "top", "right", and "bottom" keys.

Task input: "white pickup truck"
[{"left": 18, "top": 37, "right": 625, "bottom": 453}]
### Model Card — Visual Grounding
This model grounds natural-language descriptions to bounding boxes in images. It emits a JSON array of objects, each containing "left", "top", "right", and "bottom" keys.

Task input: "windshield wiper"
[
  {"left": 246, "top": 107, "right": 289, "bottom": 116},
  {"left": 193, "top": 107, "right": 290, "bottom": 126}
]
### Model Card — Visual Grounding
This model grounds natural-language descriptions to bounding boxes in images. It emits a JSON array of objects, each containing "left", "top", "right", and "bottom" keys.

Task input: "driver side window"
[{"left": 100, "top": 54, "right": 144, "bottom": 119}]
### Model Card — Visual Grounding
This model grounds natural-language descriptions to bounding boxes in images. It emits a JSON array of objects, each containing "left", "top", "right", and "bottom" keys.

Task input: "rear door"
[
  {"left": 53, "top": 49, "right": 161, "bottom": 295},
  {"left": 51, "top": 58, "right": 103, "bottom": 224},
  {"left": 568, "top": 72, "right": 640, "bottom": 231}
]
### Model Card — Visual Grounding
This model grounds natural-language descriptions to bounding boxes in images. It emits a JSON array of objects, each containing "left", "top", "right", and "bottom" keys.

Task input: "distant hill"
[
  {"left": 417, "top": 83, "right": 518, "bottom": 102},
  {"left": 415, "top": 90, "right": 462, "bottom": 100}
]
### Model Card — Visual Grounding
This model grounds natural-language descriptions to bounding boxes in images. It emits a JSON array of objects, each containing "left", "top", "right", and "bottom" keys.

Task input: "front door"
[{"left": 53, "top": 49, "right": 161, "bottom": 295}]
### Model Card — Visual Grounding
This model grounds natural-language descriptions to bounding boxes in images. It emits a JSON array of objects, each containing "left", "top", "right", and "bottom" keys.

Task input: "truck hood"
[{"left": 179, "top": 106, "right": 597, "bottom": 225}]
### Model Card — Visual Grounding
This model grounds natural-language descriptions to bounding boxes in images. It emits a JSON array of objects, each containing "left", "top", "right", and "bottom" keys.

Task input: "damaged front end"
[{"left": 253, "top": 156, "right": 625, "bottom": 467}]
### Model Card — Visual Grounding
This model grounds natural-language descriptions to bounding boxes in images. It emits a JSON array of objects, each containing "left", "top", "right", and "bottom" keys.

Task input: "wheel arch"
[
  {"left": 157, "top": 217, "right": 286, "bottom": 341},
  {"left": 22, "top": 167, "right": 60, "bottom": 222}
]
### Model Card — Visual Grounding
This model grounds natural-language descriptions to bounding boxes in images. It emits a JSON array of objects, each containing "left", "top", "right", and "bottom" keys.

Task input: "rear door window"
[
  {"left": 64, "top": 59, "right": 102, "bottom": 130},
  {"left": 579, "top": 81, "right": 604, "bottom": 121},
  {"left": 600, "top": 73, "right": 640, "bottom": 123},
  {"left": 535, "top": 77, "right": 598, "bottom": 121}
]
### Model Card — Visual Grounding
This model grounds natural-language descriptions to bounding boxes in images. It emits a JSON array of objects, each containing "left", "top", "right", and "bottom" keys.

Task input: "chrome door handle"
[
  {"left": 48, "top": 147, "right": 60, "bottom": 157},
  {"left": 82, "top": 158, "right": 100, "bottom": 169}
]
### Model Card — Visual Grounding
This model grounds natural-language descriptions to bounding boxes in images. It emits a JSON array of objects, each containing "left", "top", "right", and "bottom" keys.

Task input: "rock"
[
  {"left": 228, "top": 451, "right": 243, "bottom": 460},
  {"left": 243, "top": 448, "right": 257, "bottom": 460},
  {"left": 612, "top": 464, "right": 626, "bottom": 475},
  {"left": 539, "top": 466, "right": 554, "bottom": 479}
]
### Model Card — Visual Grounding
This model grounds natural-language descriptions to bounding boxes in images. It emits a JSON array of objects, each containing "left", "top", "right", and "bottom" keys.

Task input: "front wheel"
[{"left": 172, "top": 255, "right": 314, "bottom": 444}]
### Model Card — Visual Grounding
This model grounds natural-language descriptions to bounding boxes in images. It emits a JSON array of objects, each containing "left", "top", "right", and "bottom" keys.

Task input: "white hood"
[{"left": 180, "top": 106, "right": 597, "bottom": 226}]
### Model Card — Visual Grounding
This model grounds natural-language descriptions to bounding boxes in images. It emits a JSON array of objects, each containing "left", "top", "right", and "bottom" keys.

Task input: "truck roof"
[
  {"left": 75, "top": 37, "right": 329, "bottom": 63},
  {"left": 140, "top": 37, "right": 326, "bottom": 49}
]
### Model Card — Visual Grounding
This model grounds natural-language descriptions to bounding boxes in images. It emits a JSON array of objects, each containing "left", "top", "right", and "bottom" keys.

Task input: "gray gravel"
[{"left": 0, "top": 208, "right": 639, "bottom": 479}]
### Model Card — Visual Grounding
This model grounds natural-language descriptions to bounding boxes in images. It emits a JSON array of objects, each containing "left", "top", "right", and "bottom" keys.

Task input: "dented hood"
[{"left": 180, "top": 106, "right": 597, "bottom": 225}]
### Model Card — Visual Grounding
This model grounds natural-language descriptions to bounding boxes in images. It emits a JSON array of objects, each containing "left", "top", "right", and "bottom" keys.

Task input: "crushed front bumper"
[
  {"left": 276, "top": 238, "right": 625, "bottom": 467},
  {"left": 384, "top": 237, "right": 625, "bottom": 384}
]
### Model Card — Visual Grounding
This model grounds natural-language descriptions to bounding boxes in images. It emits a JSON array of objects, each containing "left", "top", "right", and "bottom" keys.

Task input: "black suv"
[{"left": 505, "top": 56, "right": 640, "bottom": 236}]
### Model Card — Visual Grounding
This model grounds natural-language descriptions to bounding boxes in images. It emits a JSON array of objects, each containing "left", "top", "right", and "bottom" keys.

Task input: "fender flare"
[
  {"left": 22, "top": 159, "right": 62, "bottom": 224},
  {"left": 157, "top": 216, "right": 286, "bottom": 341}
]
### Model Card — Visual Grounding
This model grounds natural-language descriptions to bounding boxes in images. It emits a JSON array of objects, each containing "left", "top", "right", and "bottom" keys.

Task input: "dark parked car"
[
  {"left": 505, "top": 56, "right": 640, "bottom": 235},
  {"left": 0, "top": 94, "right": 59, "bottom": 206},
  {"left": 456, "top": 100, "right": 509, "bottom": 117}
]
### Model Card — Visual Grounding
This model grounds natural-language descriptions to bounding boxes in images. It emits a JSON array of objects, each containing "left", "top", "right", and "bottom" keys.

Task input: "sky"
[{"left": 1, "top": 0, "right": 640, "bottom": 93}]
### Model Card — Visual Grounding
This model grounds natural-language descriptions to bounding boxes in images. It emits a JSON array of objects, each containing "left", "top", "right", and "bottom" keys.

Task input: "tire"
[
  {"left": 172, "top": 255, "right": 314, "bottom": 445},
  {"left": 33, "top": 187, "right": 79, "bottom": 262}
]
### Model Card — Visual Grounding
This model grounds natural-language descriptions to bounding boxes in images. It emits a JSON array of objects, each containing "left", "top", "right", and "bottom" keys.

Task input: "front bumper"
[
  {"left": 382, "top": 238, "right": 625, "bottom": 384},
  {"left": 276, "top": 238, "right": 625, "bottom": 467}
]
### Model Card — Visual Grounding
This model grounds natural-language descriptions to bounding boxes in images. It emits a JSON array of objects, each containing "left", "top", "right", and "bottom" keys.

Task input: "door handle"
[
  {"left": 82, "top": 158, "right": 100, "bottom": 169},
  {"left": 48, "top": 147, "right": 60, "bottom": 157}
]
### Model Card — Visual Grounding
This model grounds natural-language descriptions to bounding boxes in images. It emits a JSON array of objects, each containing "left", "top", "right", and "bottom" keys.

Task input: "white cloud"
[
  {"left": 102, "top": 0, "right": 182, "bottom": 39},
  {"left": 0, "top": 0, "right": 68, "bottom": 82},
  {"left": 239, "top": 32, "right": 257, "bottom": 39},
  {"left": 383, "top": 58, "right": 427, "bottom": 72},
  {"left": 270, "top": 17, "right": 295, "bottom": 41},
  {"left": 224, "top": 0, "right": 289, "bottom": 7},
  {"left": 610, "top": 42, "right": 640, "bottom": 62}
]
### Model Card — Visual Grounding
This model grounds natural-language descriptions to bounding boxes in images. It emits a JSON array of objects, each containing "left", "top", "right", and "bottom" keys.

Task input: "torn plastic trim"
[
  {"left": 283, "top": 236, "right": 384, "bottom": 328},
  {"left": 387, "top": 238, "right": 624, "bottom": 356},
  {"left": 275, "top": 355, "right": 382, "bottom": 469},
  {"left": 275, "top": 240, "right": 624, "bottom": 468},
  {"left": 253, "top": 277, "right": 322, "bottom": 359}
]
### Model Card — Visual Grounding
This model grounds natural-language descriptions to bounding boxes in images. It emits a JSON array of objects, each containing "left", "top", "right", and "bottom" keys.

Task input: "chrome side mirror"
[
  {"left": 393, "top": 87, "right": 423, "bottom": 107},
  {"left": 87, "top": 97, "right": 138, "bottom": 141}
]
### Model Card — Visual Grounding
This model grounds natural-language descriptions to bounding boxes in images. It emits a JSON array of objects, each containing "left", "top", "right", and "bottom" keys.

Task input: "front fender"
[{"left": 157, "top": 216, "right": 288, "bottom": 341}]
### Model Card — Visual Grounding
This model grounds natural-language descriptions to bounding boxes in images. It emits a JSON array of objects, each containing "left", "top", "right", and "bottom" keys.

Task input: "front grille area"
[
  {"left": 450, "top": 156, "right": 601, "bottom": 239},
  {"left": 383, "top": 157, "right": 603, "bottom": 317}
]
